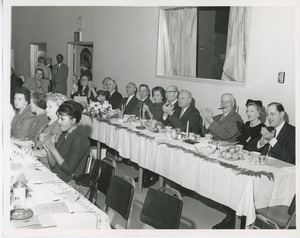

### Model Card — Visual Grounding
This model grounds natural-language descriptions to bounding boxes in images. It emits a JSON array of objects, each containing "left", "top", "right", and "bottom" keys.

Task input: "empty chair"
[
  {"left": 251, "top": 195, "right": 296, "bottom": 229},
  {"left": 97, "top": 157, "right": 116, "bottom": 195},
  {"left": 140, "top": 186, "right": 183, "bottom": 229},
  {"left": 89, "top": 157, "right": 116, "bottom": 205},
  {"left": 104, "top": 175, "right": 135, "bottom": 229}
]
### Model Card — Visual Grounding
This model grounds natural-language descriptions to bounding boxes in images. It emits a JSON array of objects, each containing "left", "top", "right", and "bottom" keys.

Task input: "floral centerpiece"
[{"left": 83, "top": 100, "right": 120, "bottom": 120}]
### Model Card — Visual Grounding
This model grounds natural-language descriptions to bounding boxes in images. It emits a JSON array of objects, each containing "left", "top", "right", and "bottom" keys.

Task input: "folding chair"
[
  {"left": 251, "top": 195, "right": 296, "bottom": 229},
  {"left": 104, "top": 175, "right": 135, "bottom": 229},
  {"left": 140, "top": 186, "right": 183, "bottom": 229}
]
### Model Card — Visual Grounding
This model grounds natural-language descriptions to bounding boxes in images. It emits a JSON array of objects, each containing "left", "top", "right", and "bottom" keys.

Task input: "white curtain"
[
  {"left": 221, "top": 7, "right": 251, "bottom": 82},
  {"left": 157, "top": 8, "right": 197, "bottom": 77}
]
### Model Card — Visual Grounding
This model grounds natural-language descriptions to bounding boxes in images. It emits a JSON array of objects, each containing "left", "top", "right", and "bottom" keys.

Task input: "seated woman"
[
  {"left": 40, "top": 100, "right": 90, "bottom": 183},
  {"left": 142, "top": 86, "right": 166, "bottom": 121},
  {"left": 95, "top": 90, "right": 109, "bottom": 104},
  {"left": 32, "top": 93, "right": 68, "bottom": 160},
  {"left": 11, "top": 92, "right": 48, "bottom": 148},
  {"left": 11, "top": 87, "right": 35, "bottom": 139},
  {"left": 71, "top": 74, "right": 96, "bottom": 102},
  {"left": 238, "top": 99, "right": 266, "bottom": 151}
]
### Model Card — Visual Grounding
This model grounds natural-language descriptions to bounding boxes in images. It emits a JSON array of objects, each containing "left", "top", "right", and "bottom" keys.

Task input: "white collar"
[
  {"left": 127, "top": 95, "right": 134, "bottom": 101},
  {"left": 170, "top": 99, "right": 178, "bottom": 105},
  {"left": 110, "top": 90, "right": 116, "bottom": 96},
  {"left": 141, "top": 96, "right": 148, "bottom": 102}
]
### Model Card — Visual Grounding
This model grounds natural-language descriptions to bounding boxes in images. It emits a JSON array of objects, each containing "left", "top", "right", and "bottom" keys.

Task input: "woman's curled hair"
[{"left": 57, "top": 100, "right": 83, "bottom": 123}]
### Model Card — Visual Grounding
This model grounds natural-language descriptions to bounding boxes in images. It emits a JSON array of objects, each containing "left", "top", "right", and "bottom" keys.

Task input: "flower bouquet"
[{"left": 83, "top": 100, "right": 120, "bottom": 120}]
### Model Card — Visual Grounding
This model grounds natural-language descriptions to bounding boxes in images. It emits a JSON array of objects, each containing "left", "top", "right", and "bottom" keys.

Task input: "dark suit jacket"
[
  {"left": 203, "top": 110, "right": 243, "bottom": 142},
  {"left": 52, "top": 63, "right": 68, "bottom": 95},
  {"left": 119, "top": 95, "right": 140, "bottom": 116},
  {"left": 137, "top": 97, "right": 154, "bottom": 119},
  {"left": 261, "top": 122, "right": 295, "bottom": 164},
  {"left": 162, "top": 101, "right": 181, "bottom": 127},
  {"left": 108, "top": 91, "right": 123, "bottom": 109},
  {"left": 167, "top": 105, "right": 201, "bottom": 134}
]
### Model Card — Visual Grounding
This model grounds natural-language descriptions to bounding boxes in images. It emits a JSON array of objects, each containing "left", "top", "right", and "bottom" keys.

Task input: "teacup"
[
  {"left": 251, "top": 151, "right": 261, "bottom": 159},
  {"left": 123, "top": 114, "right": 130, "bottom": 123},
  {"left": 235, "top": 144, "right": 244, "bottom": 153},
  {"left": 205, "top": 134, "right": 213, "bottom": 140}
]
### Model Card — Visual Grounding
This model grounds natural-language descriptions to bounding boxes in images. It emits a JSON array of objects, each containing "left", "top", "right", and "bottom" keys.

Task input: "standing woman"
[
  {"left": 142, "top": 86, "right": 166, "bottom": 121},
  {"left": 11, "top": 87, "right": 35, "bottom": 139},
  {"left": 32, "top": 93, "right": 68, "bottom": 159},
  {"left": 239, "top": 99, "right": 265, "bottom": 151},
  {"left": 40, "top": 100, "right": 90, "bottom": 182}
]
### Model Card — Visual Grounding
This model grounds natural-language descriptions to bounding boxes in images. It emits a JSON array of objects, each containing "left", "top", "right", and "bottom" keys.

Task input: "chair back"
[
  {"left": 72, "top": 148, "right": 90, "bottom": 179},
  {"left": 97, "top": 157, "right": 116, "bottom": 195},
  {"left": 140, "top": 186, "right": 183, "bottom": 229},
  {"left": 288, "top": 195, "right": 296, "bottom": 215},
  {"left": 105, "top": 175, "right": 135, "bottom": 228}
]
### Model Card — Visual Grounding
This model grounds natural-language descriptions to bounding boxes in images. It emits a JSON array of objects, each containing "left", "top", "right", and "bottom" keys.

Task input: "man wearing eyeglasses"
[{"left": 162, "top": 85, "right": 180, "bottom": 126}]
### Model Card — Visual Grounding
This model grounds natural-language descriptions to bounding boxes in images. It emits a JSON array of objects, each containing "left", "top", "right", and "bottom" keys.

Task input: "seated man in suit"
[
  {"left": 138, "top": 84, "right": 153, "bottom": 119},
  {"left": 118, "top": 82, "right": 139, "bottom": 116},
  {"left": 201, "top": 93, "right": 243, "bottom": 142},
  {"left": 201, "top": 93, "right": 243, "bottom": 229},
  {"left": 163, "top": 90, "right": 201, "bottom": 134},
  {"left": 162, "top": 85, "right": 180, "bottom": 127},
  {"left": 106, "top": 77, "right": 122, "bottom": 109},
  {"left": 257, "top": 102, "right": 295, "bottom": 164}
]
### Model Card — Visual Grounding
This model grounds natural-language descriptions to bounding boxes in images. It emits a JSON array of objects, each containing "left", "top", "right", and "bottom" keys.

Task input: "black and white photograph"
[{"left": 2, "top": 0, "right": 299, "bottom": 237}]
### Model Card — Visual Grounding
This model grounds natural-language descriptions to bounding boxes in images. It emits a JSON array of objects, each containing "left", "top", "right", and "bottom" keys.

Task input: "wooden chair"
[
  {"left": 251, "top": 195, "right": 296, "bottom": 229},
  {"left": 140, "top": 186, "right": 183, "bottom": 229},
  {"left": 104, "top": 175, "right": 135, "bottom": 229}
]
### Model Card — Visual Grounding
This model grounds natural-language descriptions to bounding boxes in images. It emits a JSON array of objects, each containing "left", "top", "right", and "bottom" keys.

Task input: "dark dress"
[
  {"left": 150, "top": 101, "right": 165, "bottom": 121},
  {"left": 240, "top": 121, "right": 265, "bottom": 151},
  {"left": 52, "top": 127, "right": 90, "bottom": 182}
]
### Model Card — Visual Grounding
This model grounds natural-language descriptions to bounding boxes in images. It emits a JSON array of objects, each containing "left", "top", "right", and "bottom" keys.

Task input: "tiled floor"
[{"left": 95, "top": 160, "right": 227, "bottom": 229}]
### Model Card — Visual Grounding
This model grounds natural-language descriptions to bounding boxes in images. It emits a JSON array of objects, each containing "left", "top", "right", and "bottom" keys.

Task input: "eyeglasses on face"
[{"left": 166, "top": 91, "right": 177, "bottom": 93}]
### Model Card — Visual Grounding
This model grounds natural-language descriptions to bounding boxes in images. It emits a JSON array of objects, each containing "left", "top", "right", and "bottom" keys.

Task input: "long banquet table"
[
  {"left": 79, "top": 115, "right": 296, "bottom": 228},
  {"left": 8, "top": 145, "right": 111, "bottom": 232}
]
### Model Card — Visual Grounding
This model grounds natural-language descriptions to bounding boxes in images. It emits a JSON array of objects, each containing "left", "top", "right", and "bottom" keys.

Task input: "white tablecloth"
[
  {"left": 9, "top": 151, "right": 111, "bottom": 231},
  {"left": 80, "top": 115, "right": 295, "bottom": 227}
]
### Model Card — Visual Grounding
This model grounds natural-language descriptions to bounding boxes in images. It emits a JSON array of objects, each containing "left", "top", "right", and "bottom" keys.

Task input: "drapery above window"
[{"left": 157, "top": 8, "right": 197, "bottom": 77}]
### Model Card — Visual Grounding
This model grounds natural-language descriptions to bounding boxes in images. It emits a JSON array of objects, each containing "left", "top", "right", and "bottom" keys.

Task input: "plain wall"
[{"left": 11, "top": 6, "right": 296, "bottom": 125}]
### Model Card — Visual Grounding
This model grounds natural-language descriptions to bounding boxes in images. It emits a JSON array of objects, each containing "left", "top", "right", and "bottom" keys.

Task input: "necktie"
[
  {"left": 179, "top": 109, "right": 185, "bottom": 119},
  {"left": 268, "top": 129, "right": 277, "bottom": 156}
]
